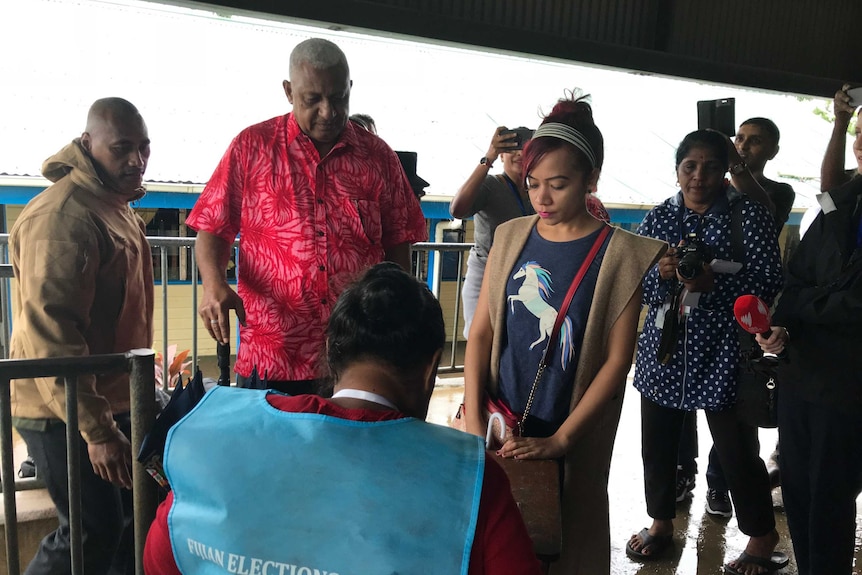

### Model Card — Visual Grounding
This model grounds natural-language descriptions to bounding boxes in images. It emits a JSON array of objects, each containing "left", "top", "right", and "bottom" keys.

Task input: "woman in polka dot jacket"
[{"left": 627, "top": 130, "right": 786, "bottom": 573}]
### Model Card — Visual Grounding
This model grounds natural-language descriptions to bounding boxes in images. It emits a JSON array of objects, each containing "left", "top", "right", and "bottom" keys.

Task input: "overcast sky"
[{"left": 0, "top": 0, "right": 851, "bottom": 208}]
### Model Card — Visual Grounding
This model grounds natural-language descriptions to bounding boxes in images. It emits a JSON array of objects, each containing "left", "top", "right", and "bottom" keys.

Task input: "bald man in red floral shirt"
[{"left": 188, "top": 38, "right": 427, "bottom": 394}]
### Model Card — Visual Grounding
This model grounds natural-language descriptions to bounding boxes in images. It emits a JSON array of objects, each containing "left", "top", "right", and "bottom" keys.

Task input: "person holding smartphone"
[
  {"left": 821, "top": 84, "right": 862, "bottom": 192},
  {"left": 450, "top": 125, "right": 535, "bottom": 338}
]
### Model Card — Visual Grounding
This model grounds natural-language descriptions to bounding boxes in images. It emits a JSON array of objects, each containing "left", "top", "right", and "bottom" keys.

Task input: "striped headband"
[{"left": 532, "top": 122, "right": 597, "bottom": 169}]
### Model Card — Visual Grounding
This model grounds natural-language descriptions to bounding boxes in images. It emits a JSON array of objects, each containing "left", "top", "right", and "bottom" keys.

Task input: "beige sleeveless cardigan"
[{"left": 485, "top": 215, "right": 665, "bottom": 574}]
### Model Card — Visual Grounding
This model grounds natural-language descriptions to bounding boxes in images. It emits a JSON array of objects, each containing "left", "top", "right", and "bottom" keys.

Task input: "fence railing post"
[
  {"left": 0, "top": 376, "right": 19, "bottom": 575},
  {"left": 63, "top": 375, "right": 83, "bottom": 575},
  {"left": 129, "top": 349, "right": 157, "bottom": 575}
]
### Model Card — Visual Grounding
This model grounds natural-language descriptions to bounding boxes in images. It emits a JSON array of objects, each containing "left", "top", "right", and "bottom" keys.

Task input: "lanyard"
[
  {"left": 331, "top": 388, "right": 399, "bottom": 410},
  {"left": 502, "top": 174, "right": 528, "bottom": 216},
  {"left": 676, "top": 207, "right": 704, "bottom": 244}
]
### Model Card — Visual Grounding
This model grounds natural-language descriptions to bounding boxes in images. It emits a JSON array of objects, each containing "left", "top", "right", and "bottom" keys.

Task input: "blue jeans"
[{"left": 16, "top": 414, "right": 133, "bottom": 575}]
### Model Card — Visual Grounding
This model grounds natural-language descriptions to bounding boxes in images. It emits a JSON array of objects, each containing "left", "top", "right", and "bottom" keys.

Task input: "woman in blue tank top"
[{"left": 461, "top": 92, "right": 666, "bottom": 575}]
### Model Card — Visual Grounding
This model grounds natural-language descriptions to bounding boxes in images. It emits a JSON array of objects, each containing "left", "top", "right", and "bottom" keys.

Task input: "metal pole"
[
  {"left": 191, "top": 248, "right": 198, "bottom": 372},
  {"left": 64, "top": 376, "right": 83, "bottom": 575},
  {"left": 129, "top": 349, "right": 157, "bottom": 575},
  {"left": 160, "top": 248, "right": 169, "bottom": 391},
  {"left": 0, "top": 377, "right": 20, "bottom": 575},
  {"left": 449, "top": 249, "right": 465, "bottom": 370}
]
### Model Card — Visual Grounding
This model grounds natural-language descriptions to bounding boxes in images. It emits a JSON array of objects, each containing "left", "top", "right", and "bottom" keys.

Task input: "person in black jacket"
[{"left": 757, "top": 177, "right": 862, "bottom": 575}]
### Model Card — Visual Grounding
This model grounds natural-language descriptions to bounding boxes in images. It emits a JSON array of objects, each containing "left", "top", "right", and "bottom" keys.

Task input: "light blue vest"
[{"left": 164, "top": 387, "right": 485, "bottom": 575}]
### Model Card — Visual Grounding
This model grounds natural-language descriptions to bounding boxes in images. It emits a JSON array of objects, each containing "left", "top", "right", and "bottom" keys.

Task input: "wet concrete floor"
[{"left": 429, "top": 369, "right": 862, "bottom": 575}]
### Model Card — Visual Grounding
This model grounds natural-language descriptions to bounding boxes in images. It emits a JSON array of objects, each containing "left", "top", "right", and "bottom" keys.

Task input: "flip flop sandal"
[
  {"left": 724, "top": 550, "right": 789, "bottom": 574},
  {"left": 625, "top": 527, "right": 674, "bottom": 561}
]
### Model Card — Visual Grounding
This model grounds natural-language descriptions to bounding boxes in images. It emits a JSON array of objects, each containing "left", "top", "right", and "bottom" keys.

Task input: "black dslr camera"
[{"left": 676, "top": 233, "right": 713, "bottom": 280}]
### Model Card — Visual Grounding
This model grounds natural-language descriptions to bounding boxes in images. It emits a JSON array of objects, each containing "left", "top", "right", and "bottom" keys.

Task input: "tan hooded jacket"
[{"left": 10, "top": 140, "right": 154, "bottom": 444}]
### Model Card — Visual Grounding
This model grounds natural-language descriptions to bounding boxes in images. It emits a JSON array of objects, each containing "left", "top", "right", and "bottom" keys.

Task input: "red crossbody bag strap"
[{"left": 539, "top": 224, "right": 611, "bottom": 367}]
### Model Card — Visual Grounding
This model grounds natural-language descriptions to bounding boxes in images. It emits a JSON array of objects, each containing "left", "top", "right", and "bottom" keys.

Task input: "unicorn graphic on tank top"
[{"left": 508, "top": 261, "right": 575, "bottom": 369}]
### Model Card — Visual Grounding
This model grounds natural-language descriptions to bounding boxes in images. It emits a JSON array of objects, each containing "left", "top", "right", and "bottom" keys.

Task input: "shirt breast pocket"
[{"left": 343, "top": 198, "right": 382, "bottom": 246}]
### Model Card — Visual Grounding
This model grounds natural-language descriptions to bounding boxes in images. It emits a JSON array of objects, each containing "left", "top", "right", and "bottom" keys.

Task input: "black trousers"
[
  {"left": 677, "top": 411, "right": 699, "bottom": 476},
  {"left": 641, "top": 397, "right": 774, "bottom": 536},
  {"left": 681, "top": 417, "right": 776, "bottom": 493},
  {"left": 779, "top": 387, "right": 862, "bottom": 575},
  {"left": 17, "top": 415, "right": 133, "bottom": 575}
]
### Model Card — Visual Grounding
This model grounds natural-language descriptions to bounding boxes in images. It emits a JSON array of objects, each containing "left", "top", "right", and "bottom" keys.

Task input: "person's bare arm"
[
  {"left": 383, "top": 242, "right": 412, "bottom": 272},
  {"left": 727, "top": 136, "right": 775, "bottom": 217},
  {"left": 821, "top": 85, "right": 856, "bottom": 192},
  {"left": 196, "top": 231, "right": 245, "bottom": 344},
  {"left": 450, "top": 127, "right": 517, "bottom": 218},
  {"left": 463, "top": 250, "right": 496, "bottom": 437}
]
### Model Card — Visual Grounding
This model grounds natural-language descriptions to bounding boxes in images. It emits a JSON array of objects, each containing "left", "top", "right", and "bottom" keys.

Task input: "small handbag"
[
  {"left": 735, "top": 338, "right": 780, "bottom": 428},
  {"left": 452, "top": 225, "right": 611, "bottom": 439},
  {"left": 451, "top": 392, "right": 519, "bottom": 437}
]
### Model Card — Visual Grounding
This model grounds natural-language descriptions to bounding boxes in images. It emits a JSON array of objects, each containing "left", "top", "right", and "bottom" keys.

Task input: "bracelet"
[{"left": 479, "top": 156, "right": 494, "bottom": 169}]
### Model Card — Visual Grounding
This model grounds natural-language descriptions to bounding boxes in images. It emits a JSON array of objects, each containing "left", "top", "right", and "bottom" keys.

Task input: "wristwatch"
[
  {"left": 479, "top": 156, "right": 494, "bottom": 169},
  {"left": 729, "top": 161, "right": 748, "bottom": 176}
]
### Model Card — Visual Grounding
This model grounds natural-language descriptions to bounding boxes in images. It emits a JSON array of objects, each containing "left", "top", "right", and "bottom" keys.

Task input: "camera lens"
[{"left": 677, "top": 255, "right": 702, "bottom": 280}]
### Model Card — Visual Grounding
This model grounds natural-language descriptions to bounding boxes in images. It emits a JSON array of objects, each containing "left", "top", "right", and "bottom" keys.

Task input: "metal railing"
[
  {"left": 0, "top": 350, "right": 157, "bottom": 575},
  {"left": 0, "top": 234, "right": 472, "bottom": 376},
  {"left": 149, "top": 236, "right": 471, "bottom": 374},
  {"left": 413, "top": 241, "right": 470, "bottom": 372}
]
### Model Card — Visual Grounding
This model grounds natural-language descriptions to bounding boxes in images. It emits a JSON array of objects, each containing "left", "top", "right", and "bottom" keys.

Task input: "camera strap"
[
  {"left": 728, "top": 200, "right": 762, "bottom": 356},
  {"left": 729, "top": 200, "right": 745, "bottom": 263}
]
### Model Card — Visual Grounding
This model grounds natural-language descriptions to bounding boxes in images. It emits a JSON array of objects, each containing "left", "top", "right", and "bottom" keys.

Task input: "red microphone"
[{"left": 733, "top": 294, "right": 773, "bottom": 337}]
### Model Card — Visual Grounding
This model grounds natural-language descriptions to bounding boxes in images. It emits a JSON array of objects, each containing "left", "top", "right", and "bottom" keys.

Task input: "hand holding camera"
[
  {"left": 657, "top": 245, "right": 681, "bottom": 281},
  {"left": 675, "top": 234, "right": 715, "bottom": 292},
  {"left": 660, "top": 235, "right": 715, "bottom": 290}
]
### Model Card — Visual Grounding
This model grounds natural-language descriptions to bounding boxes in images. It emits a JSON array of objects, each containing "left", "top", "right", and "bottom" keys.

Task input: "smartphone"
[
  {"left": 697, "top": 98, "right": 736, "bottom": 137},
  {"left": 499, "top": 127, "right": 535, "bottom": 150},
  {"left": 847, "top": 87, "right": 862, "bottom": 107}
]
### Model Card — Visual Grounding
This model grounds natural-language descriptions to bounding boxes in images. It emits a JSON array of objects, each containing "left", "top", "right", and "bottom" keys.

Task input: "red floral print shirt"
[{"left": 186, "top": 114, "right": 427, "bottom": 380}]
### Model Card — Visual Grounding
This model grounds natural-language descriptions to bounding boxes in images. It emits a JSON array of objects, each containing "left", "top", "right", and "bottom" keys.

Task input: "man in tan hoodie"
[{"left": 10, "top": 97, "right": 154, "bottom": 575}]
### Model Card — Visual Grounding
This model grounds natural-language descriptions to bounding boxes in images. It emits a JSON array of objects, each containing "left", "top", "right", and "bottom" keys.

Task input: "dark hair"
[
  {"left": 349, "top": 114, "right": 376, "bottom": 133},
  {"left": 674, "top": 129, "right": 729, "bottom": 169},
  {"left": 522, "top": 94, "right": 604, "bottom": 180},
  {"left": 326, "top": 263, "right": 444, "bottom": 379},
  {"left": 740, "top": 117, "right": 780, "bottom": 145}
]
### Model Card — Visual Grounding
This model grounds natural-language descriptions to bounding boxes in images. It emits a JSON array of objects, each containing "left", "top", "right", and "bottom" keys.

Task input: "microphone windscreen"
[{"left": 733, "top": 295, "right": 771, "bottom": 334}]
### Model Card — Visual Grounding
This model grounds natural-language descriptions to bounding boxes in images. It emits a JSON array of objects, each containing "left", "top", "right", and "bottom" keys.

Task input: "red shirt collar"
[{"left": 285, "top": 113, "right": 357, "bottom": 156}]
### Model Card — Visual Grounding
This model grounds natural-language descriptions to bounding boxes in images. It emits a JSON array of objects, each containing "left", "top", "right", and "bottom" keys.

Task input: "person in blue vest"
[{"left": 144, "top": 262, "right": 542, "bottom": 575}]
